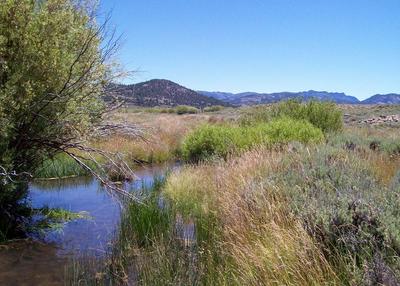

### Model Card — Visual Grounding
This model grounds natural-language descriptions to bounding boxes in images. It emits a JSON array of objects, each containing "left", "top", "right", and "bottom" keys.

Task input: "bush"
[
  {"left": 272, "top": 99, "right": 343, "bottom": 133},
  {"left": 275, "top": 145, "right": 400, "bottom": 284},
  {"left": 204, "top": 105, "right": 224, "bottom": 112},
  {"left": 251, "top": 117, "right": 325, "bottom": 145},
  {"left": 175, "top": 105, "right": 199, "bottom": 115},
  {"left": 181, "top": 124, "right": 240, "bottom": 162},
  {"left": 239, "top": 105, "right": 273, "bottom": 126},
  {"left": 181, "top": 118, "right": 324, "bottom": 162}
]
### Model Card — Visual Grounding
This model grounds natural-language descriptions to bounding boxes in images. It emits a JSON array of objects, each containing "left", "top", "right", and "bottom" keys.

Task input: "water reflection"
[{"left": 0, "top": 163, "right": 174, "bottom": 286}]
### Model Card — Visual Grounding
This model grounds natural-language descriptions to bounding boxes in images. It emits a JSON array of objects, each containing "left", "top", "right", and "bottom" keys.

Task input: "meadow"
[{"left": 64, "top": 101, "right": 400, "bottom": 285}]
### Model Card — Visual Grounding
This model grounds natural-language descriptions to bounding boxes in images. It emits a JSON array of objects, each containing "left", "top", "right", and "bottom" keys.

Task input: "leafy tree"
[{"left": 0, "top": 0, "right": 119, "bottom": 239}]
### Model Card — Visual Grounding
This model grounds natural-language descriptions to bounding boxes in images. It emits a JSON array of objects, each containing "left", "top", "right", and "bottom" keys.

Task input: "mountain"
[
  {"left": 362, "top": 94, "right": 400, "bottom": 104},
  {"left": 107, "top": 79, "right": 229, "bottom": 108},
  {"left": 199, "top": 90, "right": 360, "bottom": 105}
]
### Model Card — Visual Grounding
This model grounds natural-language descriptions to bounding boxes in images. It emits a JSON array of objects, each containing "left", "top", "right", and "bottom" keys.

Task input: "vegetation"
[
  {"left": 34, "top": 153, "right": 91, "bottom": 179},
  {"left": 0, "top": 0, "right": 116, "bottom": 239},
  {"left": 32, "top": 207, "right": 90, "bottom": 232},
  {"left": 175, "top": 105, "right": 200, "bottom": 115},
  {"left": 2, "top": 1, "right": 399, "bottom": 285},
  {"left": 108, "top": 79, "right": 228, "bottom": 108},
  {"left": 181, "top": 117, "right": 324, "bottom": 162},
  {"left": 241, "top": 99, "right": 343, "bottom": 133},
  {"left": 203, "top": 105, "right": 224, "bottom": 112},
  {"left": 65, "top": 102, "right": 400, "bottom": 285}
]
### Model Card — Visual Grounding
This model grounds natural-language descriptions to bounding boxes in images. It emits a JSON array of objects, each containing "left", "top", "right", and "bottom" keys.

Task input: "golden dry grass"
[
  {"left": 164, "top": 149, "right": 339, "bottom": 285},
  {"left": 92, "top": 112, "right": 213, "bottom": 164}
]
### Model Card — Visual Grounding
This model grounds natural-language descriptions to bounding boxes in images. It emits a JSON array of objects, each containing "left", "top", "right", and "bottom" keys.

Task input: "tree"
[{"left": 0, "top": 0, "right": 121, "bottom": 239}]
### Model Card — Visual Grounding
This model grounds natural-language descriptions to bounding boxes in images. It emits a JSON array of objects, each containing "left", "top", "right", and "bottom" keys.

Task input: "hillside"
[
  {"left": 107, "top": 79, "right": 229, "bottom": 108},
  {"left": 362, "top": 93, "right": 400, "bottom": 104},
  {"left": 199, "top": 90, "right": 360, "bottom": 105}
]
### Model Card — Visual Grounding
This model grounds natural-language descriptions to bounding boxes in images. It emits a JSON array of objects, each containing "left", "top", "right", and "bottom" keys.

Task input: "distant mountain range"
[
  {"left": 106, "top": 79, "right": 400, "bottom": 107},
  {"left": 106, "top": 79, "right": 229, "bottom": 108},
  {"left": 199, "top": 90, "right": 360, "bottom": 105},
  {"left": 362, "top": 93, "right": 400, "bottom": 105}
]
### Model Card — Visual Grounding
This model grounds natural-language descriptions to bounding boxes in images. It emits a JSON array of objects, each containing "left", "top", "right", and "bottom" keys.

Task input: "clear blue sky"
[{"left": 100, "top": 0, "right": 400, "bottom": 100}]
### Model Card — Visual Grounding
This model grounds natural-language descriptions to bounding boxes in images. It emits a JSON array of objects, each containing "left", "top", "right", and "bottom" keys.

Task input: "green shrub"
[
  {"left": 272, "top": 99, "right": 343, "bottom": 133},
  {"left": 175, "top": 105, "right": 199, "bottom": 115},
  {"left": 240, "top": 100, "right": 343, "bottom": 134},
  {"left": 251, "top": 117, "right": 325, "bottom": 145},
  {"left": 181, "top": 118, "right": 324, "bottom": 162},
  {"left": 204, "top": 105, "right": 224, "bottom": 112},
  {"left": 181, "top": 124, "right": 240, "bottom": 162},
  {"left": 239, "top": 105, "right": 273, "bottom": 126}
]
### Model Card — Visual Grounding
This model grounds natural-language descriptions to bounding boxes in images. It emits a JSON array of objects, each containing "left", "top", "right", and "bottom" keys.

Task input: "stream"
[{"left": 0, "top": 164, "right": 173, "bottom": 286}]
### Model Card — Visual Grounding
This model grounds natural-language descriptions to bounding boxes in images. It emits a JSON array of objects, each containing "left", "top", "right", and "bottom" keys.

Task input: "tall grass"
[
  {"left": 91, "top": 112, "right": 207, "bottom": 165},
  {"left": 34, "top": 153, "right": 90, "bottom": 179},
  {"left": 161, "top": 149, "right": 338, "bottom": 285}
]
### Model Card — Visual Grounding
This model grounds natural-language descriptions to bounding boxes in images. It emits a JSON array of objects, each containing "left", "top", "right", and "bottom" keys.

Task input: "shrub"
[
  {"left": 239, "top": 105, "right": 273, "bottom": 126},
  {"left": 240, "top": 100, "right": 343, "bottom": 134},
  {"left": 175, "top": 105, "right": 199, "bottom": 115},
  {"left": 181, "top": 124, "right": 240, "bottom": 162},
  {"left": 272, "top": 99, "right": 343, "bottom": 133},
  {"left": 275, "top": 145, "right": 400, "bottom": 283},
  {"left": 204, "top": 105, "right": 224, "bottom": 112},
  {"left": 250, "top": 117, "right": 324, "bottom": 145},
  {"left": 181, "top": 118, "right": 324, "bottom": 162}
]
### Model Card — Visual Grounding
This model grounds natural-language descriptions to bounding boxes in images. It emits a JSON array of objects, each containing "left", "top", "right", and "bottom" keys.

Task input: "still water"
[{"left": 0, "top": 165, "right": 171, "bottom": 286}]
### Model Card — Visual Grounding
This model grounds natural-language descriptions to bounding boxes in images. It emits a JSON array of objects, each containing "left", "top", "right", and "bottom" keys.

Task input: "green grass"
[
  {"left": 30, "top": 206, "right": 90, "bottom": 234},
  {"left": 34, "top": 153, "right": 91, "bottom": 179}
]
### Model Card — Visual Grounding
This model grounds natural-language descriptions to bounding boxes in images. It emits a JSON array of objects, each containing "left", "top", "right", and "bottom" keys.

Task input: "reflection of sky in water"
[{"left": 28, "top": 164, "right": 176, "bottom": 257}]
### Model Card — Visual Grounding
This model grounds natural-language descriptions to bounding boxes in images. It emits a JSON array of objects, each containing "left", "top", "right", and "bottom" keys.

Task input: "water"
[{"left": 0, "top": 164, "right": 171, "bottom": 286}]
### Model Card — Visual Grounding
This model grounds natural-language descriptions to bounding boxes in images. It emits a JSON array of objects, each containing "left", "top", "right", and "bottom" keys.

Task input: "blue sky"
[{"left": 100, "top": 0, "right": 400, "bottom": 100}]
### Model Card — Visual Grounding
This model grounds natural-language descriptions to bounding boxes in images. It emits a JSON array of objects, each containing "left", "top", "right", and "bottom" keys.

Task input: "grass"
[
  {"left": 91, "top": 112, "right": 211, "bottom": 166},
  {"left": 60, "top": 103, "right": 400, "bottom": 284},
  {"left": 29, "top": 206, "right": 90, "bottom": 234},
  {"left": 34, "top": 153, "right": 92, "bottom": 179}
]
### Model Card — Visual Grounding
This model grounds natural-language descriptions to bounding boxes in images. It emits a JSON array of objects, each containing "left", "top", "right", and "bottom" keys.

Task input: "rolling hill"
[{"left": 107, "top": 79, "right": 229, "bottom": 108}]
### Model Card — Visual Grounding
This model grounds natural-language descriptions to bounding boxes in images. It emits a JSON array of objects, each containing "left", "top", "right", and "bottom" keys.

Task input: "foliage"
[
  {"left": 34, "top": 153, "right": 91, "bottom": 179},
  {"left": 0, "top": 0, "right": 113, "bottom": 239},
  {"left": 203, "top": 105, "right": 224, "bottom": 112},
  {"left": 271, "top": 99, "right": 343, "bottom": 133},
  {"left": 181, "top": 118, "right": 324, "bottom": 162},
  {"left": 175, "top": 105, "right": 199, "bottom": 115},
  {"left": 274, "top": 145, "right": 400, "bottom": 284},
  {"left": 120, "top": 193, "right": 172, "bottom": 247},
  {"left": 240, "top": 99, "right": 343, "bottom": 134}
]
